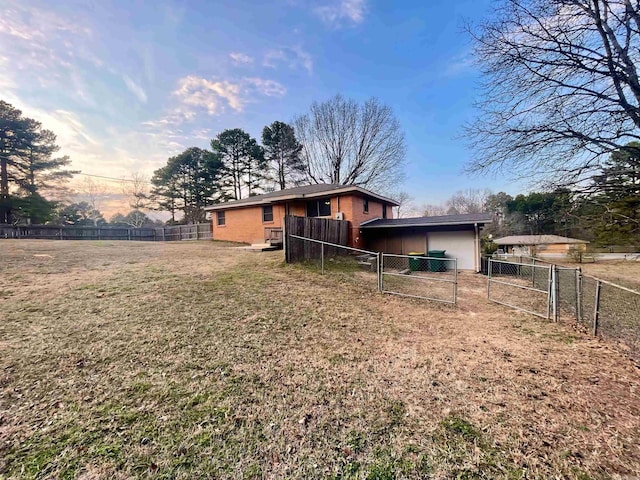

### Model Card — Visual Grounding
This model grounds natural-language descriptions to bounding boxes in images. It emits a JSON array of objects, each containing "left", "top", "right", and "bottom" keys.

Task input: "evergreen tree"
[
  {"left": 151, "top": 147, "right": 223, "bottom": 224},
  {"left": 0, "top": 101, "right": 74, "bottom": 224},
  {"left": 1, "top": 101, "right": 36, "bottom": 223},
  {"left": 588, "top": 142, "right": 640, "bottom": 245},
  {"left": 150, "top": 165, "right": 180, "bottom": 223},
  {"left": 261, "top": 121, "right": 304, "bottom": 190},
  {"left": 210, "top": 129, "right": 265, "bottom": 199},
  {"left": 54, "top": 202, "right": 105, "bottom": 226}
]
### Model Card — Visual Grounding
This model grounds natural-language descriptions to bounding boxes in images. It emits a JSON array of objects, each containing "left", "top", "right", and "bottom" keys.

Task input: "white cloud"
[
  {"left": 3, "top": 93, "right": 103, "bottom": 171},
  {"left": 174, "top": 76, "right": 244, "bottom": 114},
  {"left": 443, "top": 52, "right": 475, "bottom": 77},
  {"left": 264, "top": 46, "right": 313, "bottom": 73},
  {"left": 229, "top": 52, "right": 254, "bottom": 65},
  {"left": 122, "top": 75, "right": 148, "bottom": 103},
  {"left": 0, "top": 4, "right": 90, "bottom": 41},
  {"left": 171, "top": 75, "right": 286, "bottom": 119},
  {"left": 244, "top": 78, "right": 287, "bottom": 97},
  {"left": 314, "top": 0, "right": 367, "bottom": 26}
]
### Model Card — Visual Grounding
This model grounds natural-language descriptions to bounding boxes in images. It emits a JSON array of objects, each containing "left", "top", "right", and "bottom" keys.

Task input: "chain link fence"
[
  {"left": 556, "top": 267, "right": 579, "bottom": 319},
  {"left": 381, "top": 254, "right": 457, "bottom": 304},
  {"left": 580, "top": 275, "right": 640, "bottom": 363},
  {"left": 485, "top": 255, "right": 640, "bottom": 363},
  {"left": 287, "top": 234, "right": 380, "bottom": 292},
  {"left": 287, "top": 235, "right": 459, "bottom": 304},
  {"left": 487, "top": 258, "right": 552, "bottom": 318}
]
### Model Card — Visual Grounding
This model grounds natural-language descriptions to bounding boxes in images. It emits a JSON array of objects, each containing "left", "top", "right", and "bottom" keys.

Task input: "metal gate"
[
  {"left": 381, "top": 253, "right": 458, "bottom": 304},
  {"left": 487, "top": 258, "right": 553, "bottom": 319}
]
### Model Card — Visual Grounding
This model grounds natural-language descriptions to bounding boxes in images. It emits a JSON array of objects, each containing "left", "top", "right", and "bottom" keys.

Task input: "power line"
[{"left": 74, "top": 172, "right": 152, "bottom": 184}]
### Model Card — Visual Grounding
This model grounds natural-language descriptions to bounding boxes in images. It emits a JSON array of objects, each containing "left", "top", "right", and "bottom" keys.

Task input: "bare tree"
[
  {"left": 421, "top": 204, "right": 449, "bottom": 217},
  {"left": 78, "top": 177, "right": 107, "bottom": 226},
  {"left": 294, "top": 95, "right": 406, "bottom": 192},
  {"left": 467, "top": 0, "right": 640, "bottom": 187},
  {"left": 392, "top": 191, "right": 414, "bottom": 218},
  {"left": 122, "top": 172, "right": 150, "bottom": 228},
  {"left": 445, "top": 188, "right": 492, "bottom": 214}
]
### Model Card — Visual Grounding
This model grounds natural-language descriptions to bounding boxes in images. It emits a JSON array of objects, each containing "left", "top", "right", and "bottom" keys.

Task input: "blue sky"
[{"left": 0, "top": 0, "right": 522, "bottom": 214}]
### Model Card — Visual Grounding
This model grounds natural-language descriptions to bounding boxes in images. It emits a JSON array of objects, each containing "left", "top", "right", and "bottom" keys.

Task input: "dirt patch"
[{"left": 1, "top": 240, "right": 639, "bottom": 479}]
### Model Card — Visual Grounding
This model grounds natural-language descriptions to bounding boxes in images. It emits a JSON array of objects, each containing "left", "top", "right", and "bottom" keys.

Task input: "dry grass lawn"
[
  {"left": 576, "top": 260, "right": 640, "bottom": 290},
  {"left": 1, "top": 240, "right": 640, "bottom": 479}
]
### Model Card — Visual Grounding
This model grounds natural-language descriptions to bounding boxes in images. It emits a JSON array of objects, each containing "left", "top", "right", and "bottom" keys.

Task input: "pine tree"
[
  {"left": 151, "top": 147, "right": 223, "bottom": 224},
  {"left": 262, "top": 121, "right": 304, "bottom": 190},
  {"left": 210, "top": 129, "right": 266, "bottom": 199},
  {"left": 0, "top": 101, "right": 74, "bottom": 224},
  {"left": 588, "top": 142, "right": 640, "bottom": 244},
  {"left": 0, "top": 101, "right": 36, "bottom": 223}
]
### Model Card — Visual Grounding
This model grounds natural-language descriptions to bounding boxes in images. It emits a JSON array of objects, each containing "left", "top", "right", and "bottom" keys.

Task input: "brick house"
[
  {"left": 204, "top": 184, "right": 399, "bottom": 248},
  {"left": 494, "top": 235, "right": 589, "bottom": 256}
]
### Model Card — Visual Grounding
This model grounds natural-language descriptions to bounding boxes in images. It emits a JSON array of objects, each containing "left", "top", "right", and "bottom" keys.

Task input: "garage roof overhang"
[{"left": 359, "top": 212, "right": 493, "bottom": 230}]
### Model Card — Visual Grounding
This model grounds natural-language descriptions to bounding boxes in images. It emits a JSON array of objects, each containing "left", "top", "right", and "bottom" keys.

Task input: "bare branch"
[
  {"left": 294, "top": 95, "right": 406, "bottom": 192},
  {"left": 466, "top": 0, "right": 640, "bottom": 188}
]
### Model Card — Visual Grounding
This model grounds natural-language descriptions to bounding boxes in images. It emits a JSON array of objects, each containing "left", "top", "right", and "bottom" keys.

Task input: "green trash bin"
[
  {"left": 427, "top": 250, "right": 447, "bottom": 272},
  {"left": 408, "top": 252, "right": 425, "bottom": 271}
]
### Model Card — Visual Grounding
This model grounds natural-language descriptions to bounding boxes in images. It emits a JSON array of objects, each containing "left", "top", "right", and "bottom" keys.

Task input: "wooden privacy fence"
[
  {"left": 162, "top": 223, "right": 212, "bottom": 241},
  {"left": 284, "top": 215, "right": 350, "bottom": 263},
  {"left": 0, "top": 223, "right": 212, "bottom": 241}
]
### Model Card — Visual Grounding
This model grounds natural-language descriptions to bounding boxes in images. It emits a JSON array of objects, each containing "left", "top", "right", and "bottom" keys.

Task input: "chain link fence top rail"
[
  {"left": 381, "top": 254, "right": 457, "bottom": 304},
  {"left": 287, "top": 234, "right": 380, "bottom": 291},
  {"left": 487, "top": 258, "right": 552, "bottom": 319}
]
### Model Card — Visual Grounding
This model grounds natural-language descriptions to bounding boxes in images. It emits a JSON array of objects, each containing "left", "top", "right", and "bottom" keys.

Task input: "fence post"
[
  {"left": 321, "top": 242, "right": 324, "bottom": 275},
  {"left": 377, "top": 252, "right": 382, "bottom": 292},
  {"left": 487, "top": 258, "right": 492, "bottom": 299},
  {"left": 531, "top": 258, "right": 535, "bottom": 286},
  {"left": 283, "top": 220, "right": 288, "bottom": 263},
  {"left": 380, "top": 253, "right": 385, "bottom": 292},
  {"left": 453, "top": 258, "right": 458, "bottom": 305},
  {"left": 59, "top": 227, "right": 63, "bottom": 240},
  {"left": 546, "top": 266, "right": 552, "bottom": 320},
  {"left": 575, "top": 268, "right": 581, "bottom": 322},
  {"left": 552, "top": 265, "right": 560, "bottom": 322},
  {"left": 593, "top": 280, "right": 601, "bottom": 336},
  {"left": 128, "top": 229, "right": 131, "bottom": 241}
]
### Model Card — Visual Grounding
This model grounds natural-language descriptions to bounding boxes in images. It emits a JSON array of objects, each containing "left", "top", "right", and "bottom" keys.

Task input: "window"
[
  {"left": 306, "top": 199, "right": 332, "bottom": 217},
  {"left": 382, "top": 205, "right": 388, "bottom": 219},
  {"left": 363, "top": 198, "right": 369, "bottom": 213},
  {"left": 262, "top": 205, "right": 273, "bottom": 222},
  {"left": 217, "top": 210, "right": 225, "bottom": 226}
]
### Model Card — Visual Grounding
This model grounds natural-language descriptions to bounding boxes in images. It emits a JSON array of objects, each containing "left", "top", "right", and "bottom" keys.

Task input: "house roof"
[
  {"left": 360, "top": 212, "right": 494, "bottom": 229},
  {"left": 494, "top": 235, "right": 589, "bottom": 245},
  {"left": 204, "top": 184, "right": 399, "bottom": 211}
]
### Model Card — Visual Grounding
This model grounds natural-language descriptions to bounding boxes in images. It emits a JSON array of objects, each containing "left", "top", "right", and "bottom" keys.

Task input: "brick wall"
[
  {"left": 211, "top": 193, "right": 393, "bottom": 248},
  {"left": 212, "top": 204, "right": 286, "bottom": 244},
  {"left": 339, "top": 194, "right": 388, "bottom": 248}
]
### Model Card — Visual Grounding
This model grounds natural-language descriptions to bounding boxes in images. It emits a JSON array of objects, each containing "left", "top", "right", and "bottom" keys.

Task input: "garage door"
[{"left": 427, "top": 231, "right": 476, "bottom": 270}]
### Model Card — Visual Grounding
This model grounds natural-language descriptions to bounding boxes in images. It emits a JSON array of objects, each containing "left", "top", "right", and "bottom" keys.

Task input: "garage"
[{"left": 360, "top": 213, "right": 492, "bottom": 272}]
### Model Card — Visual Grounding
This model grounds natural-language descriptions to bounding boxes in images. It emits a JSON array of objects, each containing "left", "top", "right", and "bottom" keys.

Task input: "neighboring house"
[
  {"left": 494, "top": 235, "right": 589, "bottom": 256},
  {"left": 204, "top": 184, "right": 399, "bottom": 248},
  {"left": 360, "top": 213, "right": 493, "bottom": 271}
]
